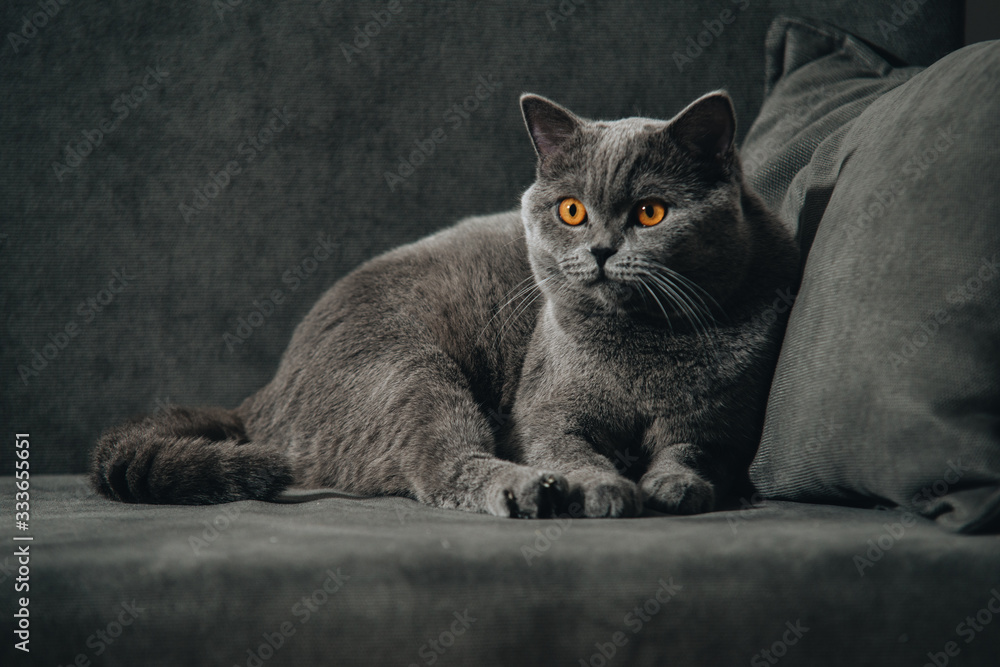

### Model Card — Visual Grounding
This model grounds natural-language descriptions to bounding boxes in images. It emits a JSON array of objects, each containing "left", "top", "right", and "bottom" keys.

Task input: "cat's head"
[{"left": 519, "top": 91, "right": 751, "bottom": 323}]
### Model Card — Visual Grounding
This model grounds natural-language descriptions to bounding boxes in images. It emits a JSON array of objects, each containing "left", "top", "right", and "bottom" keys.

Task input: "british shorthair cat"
[{"left": 92, "top": 91, "right": 799, "bottom": 518}]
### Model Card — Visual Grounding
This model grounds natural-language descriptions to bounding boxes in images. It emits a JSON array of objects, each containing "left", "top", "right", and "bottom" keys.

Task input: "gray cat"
[{"left": 91, "top": 91, "right": 799, "bottom": 518}]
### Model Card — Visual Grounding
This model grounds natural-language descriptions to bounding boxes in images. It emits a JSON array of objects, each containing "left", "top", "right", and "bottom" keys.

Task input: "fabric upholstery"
[
  {"left": 741, "top": 16, "right": 923, "bottom": 217},
  {"left": 9, "top": 475, "right": 1000, "bottom": 666},
  {"left": 749, "top": 37, "right": 1000, "bottom": 533}
]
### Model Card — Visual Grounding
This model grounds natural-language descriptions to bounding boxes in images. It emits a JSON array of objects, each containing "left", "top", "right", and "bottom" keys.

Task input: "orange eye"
[
  {"left": 636, "top": 200, "right": 667, "bottom": 227},
  {"left": 558, "top": 197, "right": 587, "bottom": 226}
]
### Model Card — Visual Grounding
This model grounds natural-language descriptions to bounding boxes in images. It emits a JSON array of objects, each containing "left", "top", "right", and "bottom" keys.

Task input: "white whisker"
[
  {"left": 638, "top": 278, "right": 674, "bottom": 335},
  {"left": 645, "top": 260, "right": 724, "bottom": 322},
  {"left": 492, "top": 275, "right": 554, "bottom": 351},
  {"left": 475, "top": 275, "right": 539, "bottom": 346},
  {"left": 647, "top": 272, "right": 707, "bottom": 339}
]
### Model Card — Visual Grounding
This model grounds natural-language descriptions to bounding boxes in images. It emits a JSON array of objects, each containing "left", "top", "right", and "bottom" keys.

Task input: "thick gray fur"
[{"left": 91, "top": 91, "right": 799, "bottom": 518}]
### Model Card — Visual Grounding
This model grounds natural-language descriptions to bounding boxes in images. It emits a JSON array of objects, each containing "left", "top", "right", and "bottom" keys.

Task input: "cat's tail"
[{"left": 90, "top": 406, "right": 293, "bottom": 504}]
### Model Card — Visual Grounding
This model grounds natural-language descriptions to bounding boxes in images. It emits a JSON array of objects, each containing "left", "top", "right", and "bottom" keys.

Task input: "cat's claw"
[
  {"left": 494, "top": 469, "right": 568, "bottom": 519},
  {"left": 640, "top": 471, "right": 715, "bottom": 514}
]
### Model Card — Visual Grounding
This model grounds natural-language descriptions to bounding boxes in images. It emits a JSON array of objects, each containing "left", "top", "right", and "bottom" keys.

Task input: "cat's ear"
[
  {"left": 520, "top": 94, "right": 582, "bottom": 161},
  {"left": 667, "top": 91, "right": 736, "bottom": 162}
]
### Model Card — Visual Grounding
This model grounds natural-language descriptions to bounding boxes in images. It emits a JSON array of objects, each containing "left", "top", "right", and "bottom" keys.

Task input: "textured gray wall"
[{"left": 1, "top": 0, "right": 962, "bottom": 474}]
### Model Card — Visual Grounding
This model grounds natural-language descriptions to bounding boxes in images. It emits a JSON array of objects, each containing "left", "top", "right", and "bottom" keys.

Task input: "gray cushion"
[
  {"left": 741, "top": 16, "right": 922, "bottom": 217},
  {"left": 748, "top": 38, "right": 1000, "bottom": 533},
  {"left": 15, "top": 475, "right": 1000, "bottom": 666}
]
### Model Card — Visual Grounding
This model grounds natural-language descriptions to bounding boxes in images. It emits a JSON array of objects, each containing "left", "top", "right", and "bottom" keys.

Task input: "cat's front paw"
[
  {"left": 568, "top": 473, "right": 642, "bottom": 518},
  {"left": 640, "top": 471, "right": 715, "bottom": 514},
  {"left": 489, "top": 467, "right": 568, "bottom": 519}
]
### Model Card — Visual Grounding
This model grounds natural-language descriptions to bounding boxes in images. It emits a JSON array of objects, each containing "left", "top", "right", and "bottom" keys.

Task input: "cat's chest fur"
[{"left": 512, "top": 300, "right": 760, "bottom": 445}]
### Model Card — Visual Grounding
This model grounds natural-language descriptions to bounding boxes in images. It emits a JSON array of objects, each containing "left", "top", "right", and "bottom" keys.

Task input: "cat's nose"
[{"left": 589, "top": 246, "right": 617, "bottom": 268}]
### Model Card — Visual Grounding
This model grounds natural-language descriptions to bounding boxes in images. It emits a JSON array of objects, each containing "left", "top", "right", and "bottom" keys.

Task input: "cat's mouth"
[
  {"left": 550, "top": 259, "right": 686, "bottom": 313},
  {"left": 573, "top": 272, "right": 641, "bottom": 306},
  {"left": 584, "top": 267, "right": 709, "bottom": 320}
]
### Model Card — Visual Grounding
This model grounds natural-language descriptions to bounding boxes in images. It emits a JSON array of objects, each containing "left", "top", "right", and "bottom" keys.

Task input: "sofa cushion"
[
  {"left": 741, "top": 16, "right": 922, "bottom": 217},
  {"left": 747, "top": 33, "right": 1000, "bottom": 533}
]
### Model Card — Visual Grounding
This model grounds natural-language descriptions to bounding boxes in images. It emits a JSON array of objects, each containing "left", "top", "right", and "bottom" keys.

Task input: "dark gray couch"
[{"left": 5, "top": 1, "right": 1000, "bottom": 666}]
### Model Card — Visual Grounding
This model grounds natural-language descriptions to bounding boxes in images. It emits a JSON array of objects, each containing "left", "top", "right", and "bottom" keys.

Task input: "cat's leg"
[
  {"left": 513, "top": 410, "right": 642, "bottom": 518},
  {"left": 412, "top": 450, "right": 569, "bottom": 519},
  {"left": 639, "top": 420, "right": 739, "bottom": 514},
  {"left": 387, "top": 356, "right": 569, "bottom": 519}
]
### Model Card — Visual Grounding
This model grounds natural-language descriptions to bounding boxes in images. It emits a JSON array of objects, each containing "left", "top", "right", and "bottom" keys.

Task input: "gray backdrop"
[{"left": 1, "top": 0, "right": 963, "bottom": 475}]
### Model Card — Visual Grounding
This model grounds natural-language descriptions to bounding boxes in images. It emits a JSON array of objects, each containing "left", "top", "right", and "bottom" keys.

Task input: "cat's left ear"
[
  {"left": 667, "top": 91, "right": 736, "bottom": 162},
  {"left": 520, "top": 94, "right": 583, "bottom": 161}
]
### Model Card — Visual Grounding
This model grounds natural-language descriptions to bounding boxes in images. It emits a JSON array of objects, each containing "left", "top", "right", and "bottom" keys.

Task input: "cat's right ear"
[
  {"left": 520, "top": 94, "right": 582, "bottom": 161},
  {"left": 666, "top": 91, "right": 737, "bottom": 162}
]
